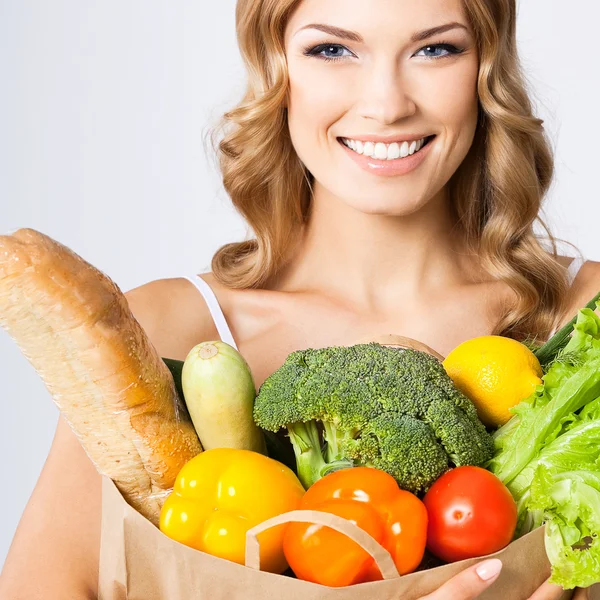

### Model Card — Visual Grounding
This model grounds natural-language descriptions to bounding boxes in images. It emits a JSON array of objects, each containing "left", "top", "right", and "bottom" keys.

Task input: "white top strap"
[
  {"left": 546, "top": 255, "right": 586, "bottom": 339},
  {"left": 566, "top": 254, "right": 585, "bottom": 285},
  {"left": 182, "top": 275, "right": 239, "bottom": 351}
]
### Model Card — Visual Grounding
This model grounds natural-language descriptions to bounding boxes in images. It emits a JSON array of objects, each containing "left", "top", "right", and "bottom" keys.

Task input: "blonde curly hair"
[{"left": 206, "top": 0, "right": 578, "bottom": 344}]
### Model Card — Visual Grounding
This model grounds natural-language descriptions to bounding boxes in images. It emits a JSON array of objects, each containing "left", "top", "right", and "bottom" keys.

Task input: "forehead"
[{"left": 285, "top": 0, "right": 468, "bottom": 42}]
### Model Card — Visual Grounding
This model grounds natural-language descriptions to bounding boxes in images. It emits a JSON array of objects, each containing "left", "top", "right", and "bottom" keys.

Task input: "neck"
[{"left": 270, "top": 183, "right": 480, "bottom": 314}]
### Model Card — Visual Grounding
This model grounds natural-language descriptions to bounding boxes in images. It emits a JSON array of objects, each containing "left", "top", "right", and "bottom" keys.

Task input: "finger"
[
  {"left": 527, "top": 578, "right": 570, "bottom": 600},
  {"left": 420, "top": 558, "right": 502, "bottom": 600},
  {"left": 572, "top": 588, "right": 589, "bottom": 600}
]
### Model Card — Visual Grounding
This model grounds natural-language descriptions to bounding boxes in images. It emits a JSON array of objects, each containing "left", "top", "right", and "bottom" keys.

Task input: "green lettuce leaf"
[
  {"left": 529, "top": 466, "right": 600, "bottom": 589},
  {"left": 508, "top": 411, "right": 600, "bottom": 536},
  {"left": 488, "top": 359, "right": 600, "bottom": 484}
]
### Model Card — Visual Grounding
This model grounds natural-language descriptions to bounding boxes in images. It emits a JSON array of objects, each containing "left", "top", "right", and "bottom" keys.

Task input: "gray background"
[{"left": 1, "top": 0, "right": 598, "bottom": 568}]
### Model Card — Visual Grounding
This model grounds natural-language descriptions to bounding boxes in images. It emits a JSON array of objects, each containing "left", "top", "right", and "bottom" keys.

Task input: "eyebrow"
[{"left": 295, "top": 21, "right": 469, "bottom": 44}]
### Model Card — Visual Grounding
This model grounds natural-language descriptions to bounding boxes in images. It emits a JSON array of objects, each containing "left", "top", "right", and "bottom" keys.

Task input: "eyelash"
[{"left": 302, "top": 41, "right": 465, "bottom": 63}]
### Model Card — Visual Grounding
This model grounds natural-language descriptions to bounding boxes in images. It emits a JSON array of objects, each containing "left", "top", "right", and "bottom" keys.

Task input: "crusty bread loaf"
[{"left": 0, "top": 228, "right": 202, "bottom": 525}]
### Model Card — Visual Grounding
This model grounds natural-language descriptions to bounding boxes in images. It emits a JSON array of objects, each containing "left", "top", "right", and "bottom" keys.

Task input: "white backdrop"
[{"left": 1, "top": 0, "right": 599, "bottom": 568}]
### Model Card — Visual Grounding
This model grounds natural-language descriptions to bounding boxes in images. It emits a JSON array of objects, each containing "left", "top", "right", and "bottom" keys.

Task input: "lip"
[
  {"left": 338, "top": 135, "right": 435, "bottom": 177},
  {"left": 340, "top": 133, "right": 431, "bottom": 144}
]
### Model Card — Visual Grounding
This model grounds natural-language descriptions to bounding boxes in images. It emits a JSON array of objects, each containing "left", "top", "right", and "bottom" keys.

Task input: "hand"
[
  {"left": 416, "top": 559, "right": 590, "bottom": 600},
  {"left": 418, "top": 558, "right": 503, "bottom": 599},
  {"left": 528, "top": 579, "right": 589, "bottom": 600}
]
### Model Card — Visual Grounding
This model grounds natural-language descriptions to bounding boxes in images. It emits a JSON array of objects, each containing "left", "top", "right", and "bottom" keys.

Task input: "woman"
[{"left": 0, "top": 0, "right": 596, "bottom": 598}]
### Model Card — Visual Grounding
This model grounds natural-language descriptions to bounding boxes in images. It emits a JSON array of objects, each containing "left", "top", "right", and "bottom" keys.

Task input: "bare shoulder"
[
  {"left": 555, "top": 256, "right": 600, "bottom": 328},
  {"left": 124, "top": 276, "right": 222, "bottom": 360},
  {"left": 565, "top": 258, "right": 600, "bottom": 306}
]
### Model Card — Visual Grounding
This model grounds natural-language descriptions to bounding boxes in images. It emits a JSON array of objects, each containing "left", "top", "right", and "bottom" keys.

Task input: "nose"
[{"left": 357, "top": 62, "right": 417, "bottom": 125}]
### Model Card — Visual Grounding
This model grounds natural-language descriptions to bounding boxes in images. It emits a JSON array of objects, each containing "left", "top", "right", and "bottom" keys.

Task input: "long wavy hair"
[{"left": 206, "top": 0, "right": 579, "bottom": 344}]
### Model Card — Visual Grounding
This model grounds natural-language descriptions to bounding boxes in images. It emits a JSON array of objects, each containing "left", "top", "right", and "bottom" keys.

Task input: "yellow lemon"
[{"left": 442, "top": 335, "right": 543, "bottom": 428}]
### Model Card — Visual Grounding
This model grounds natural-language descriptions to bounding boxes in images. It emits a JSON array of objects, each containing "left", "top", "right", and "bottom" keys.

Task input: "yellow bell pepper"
[{"left": 159, "top": 447, "right": 305, "bottom": 573}]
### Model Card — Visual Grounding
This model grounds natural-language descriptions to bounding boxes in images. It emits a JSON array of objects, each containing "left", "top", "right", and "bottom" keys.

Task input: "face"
[{"left": 284, "top": 0, "right": 480, "bottom": 216}]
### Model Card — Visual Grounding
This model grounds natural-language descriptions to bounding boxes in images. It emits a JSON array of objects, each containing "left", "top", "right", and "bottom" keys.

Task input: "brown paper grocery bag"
[{"left": 97, "top": 475, "right": 596, "bottom": 600}]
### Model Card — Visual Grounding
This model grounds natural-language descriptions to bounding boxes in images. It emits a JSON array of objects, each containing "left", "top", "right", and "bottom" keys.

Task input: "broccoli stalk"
[
  {"left": 287, "top": 421, "right": 354, "bottom": 489},
  {"left": 286, "top": 422, "right": 324, "bottom": 489}
]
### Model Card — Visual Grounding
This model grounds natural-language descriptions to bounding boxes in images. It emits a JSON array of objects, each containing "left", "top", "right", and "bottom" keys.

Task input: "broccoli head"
[{"left": 253, "top": 343, "right": 494, "bottom": 492}]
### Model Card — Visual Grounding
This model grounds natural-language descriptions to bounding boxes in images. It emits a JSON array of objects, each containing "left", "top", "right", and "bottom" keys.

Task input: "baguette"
[{"left": 0, "top": 228, "right": 202, "bottom": 525}]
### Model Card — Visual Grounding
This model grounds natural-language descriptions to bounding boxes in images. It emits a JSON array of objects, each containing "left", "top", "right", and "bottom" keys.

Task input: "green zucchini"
[{"left": 180, "top": 341, "right": 267, "bottom": 454}]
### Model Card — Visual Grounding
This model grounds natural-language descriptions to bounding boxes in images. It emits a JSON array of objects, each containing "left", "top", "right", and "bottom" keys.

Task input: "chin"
[{"left": 336, "top": 188, "right": 432, "bottom": 217}]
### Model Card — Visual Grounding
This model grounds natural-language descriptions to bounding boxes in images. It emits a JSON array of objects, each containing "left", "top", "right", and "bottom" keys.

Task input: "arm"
[{"left": 0, "top": 415, "right": 102, "bottom": 600}]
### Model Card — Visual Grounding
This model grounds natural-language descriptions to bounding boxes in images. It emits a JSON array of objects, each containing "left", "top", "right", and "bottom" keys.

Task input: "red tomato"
[{"left": 423, "top": 466, "right": 517, "bottom": 562}]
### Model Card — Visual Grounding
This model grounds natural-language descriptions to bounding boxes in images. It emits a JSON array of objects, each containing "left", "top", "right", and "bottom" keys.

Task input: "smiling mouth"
[{"left": 337, "top": 135, "right": 436, "bottom": 161}]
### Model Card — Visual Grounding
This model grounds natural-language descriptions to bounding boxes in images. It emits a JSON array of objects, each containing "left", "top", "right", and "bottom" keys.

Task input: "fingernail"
[{"left": 476, "top": 559, "right": 503, "bottom": 581}]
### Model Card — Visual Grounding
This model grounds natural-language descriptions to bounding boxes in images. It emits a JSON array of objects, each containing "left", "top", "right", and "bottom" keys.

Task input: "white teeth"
[
  {"left": 387, "top": 142, "right": 400, "bottom": 160},
  {"left": 341, "top": 136, "right": 430, "bottom": 159},
  {"left": 374, "top": 142, "right": 388, "bottom": 160}
]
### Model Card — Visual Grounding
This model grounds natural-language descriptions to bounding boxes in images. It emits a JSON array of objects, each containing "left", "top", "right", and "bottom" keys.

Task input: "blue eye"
[
  {"left": 303, "top": 41, "right": 464, "bottom": 63},
  {"left": 414, "top": 43, "right": 462, "bottom": 59},
  {"left": 303, "top": 43, "right": 353, "bottom": 62}
]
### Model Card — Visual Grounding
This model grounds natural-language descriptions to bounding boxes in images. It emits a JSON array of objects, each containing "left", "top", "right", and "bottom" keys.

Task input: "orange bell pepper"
[
  {"left": 159, "top": 448, "right": 305, "bottom": 573},
  {"left": 282, "top": 466, "right": 428, "bottom": 587}
]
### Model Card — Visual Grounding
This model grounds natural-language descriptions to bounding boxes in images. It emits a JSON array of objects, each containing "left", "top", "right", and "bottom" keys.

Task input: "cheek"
[
  {"left": 420, "top": 58, "right": 479, "bottom": 136},
  {"left": 286, "top": 61, "right": 350, "bottom": 150}
]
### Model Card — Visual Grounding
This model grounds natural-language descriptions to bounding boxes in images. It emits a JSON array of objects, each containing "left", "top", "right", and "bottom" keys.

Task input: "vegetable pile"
[{"left": 159, "top": 297, "right": 600, "bottom": 591}]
